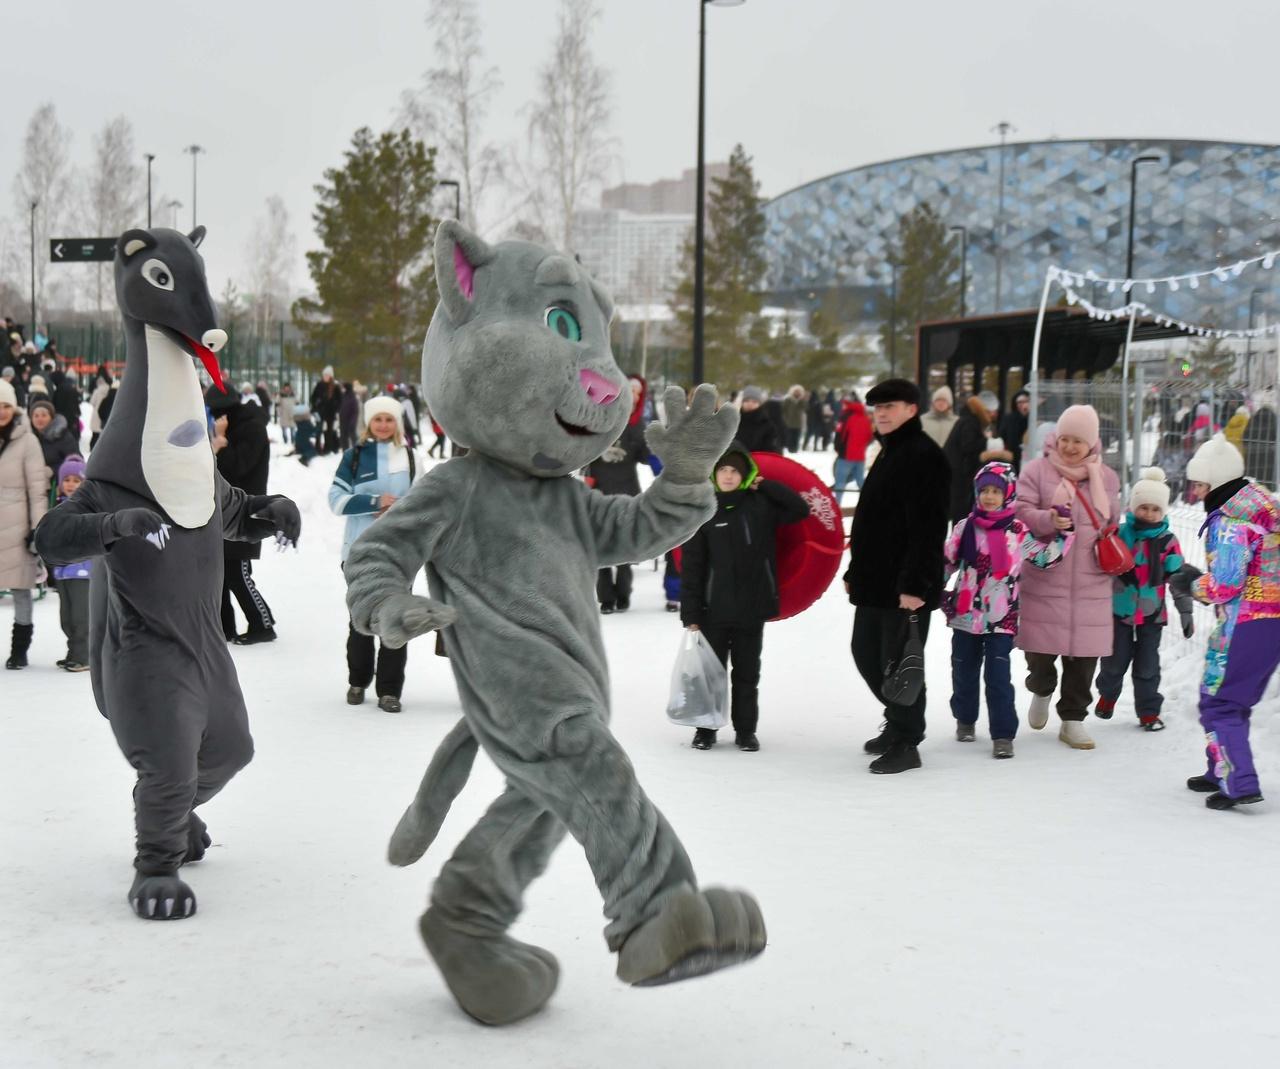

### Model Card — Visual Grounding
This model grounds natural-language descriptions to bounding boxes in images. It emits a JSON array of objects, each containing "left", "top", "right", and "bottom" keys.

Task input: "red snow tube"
[{"left": 752, "top": 452, "right": 845, "bottom": 620}]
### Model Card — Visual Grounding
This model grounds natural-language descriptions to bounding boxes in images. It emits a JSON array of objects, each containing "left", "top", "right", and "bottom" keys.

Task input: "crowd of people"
[{"left": 4, "top": 323, "right": 1277, "bottom": 812}]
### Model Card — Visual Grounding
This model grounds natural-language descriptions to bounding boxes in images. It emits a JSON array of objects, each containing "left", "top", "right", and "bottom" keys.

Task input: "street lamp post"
[
  {"left": 185, "top": 144, "right": 205, "bottom": 229},
  {"left": 692, "top": 0, "right": 745, "bottom": 387},
  {"left": 165, "top": 199, "right": 183, "bottom": 229},
  {"left": 438, "top": 178, "right": 461, "bottom": 222},
  {"left": 145, "top": 154, "right": 155, "bottom": 227},
  {"left": 991, "top": 121, "right": 1015, "bottom": 311},
  {"left": 1125, "top": 154, "right": 1161, "bottom": 283},
  {"left": 950, "top": 225, "right": 968, "bottom": 319},
  {"left": 29, "top": 200, "right": 38, "bottom": 339}
]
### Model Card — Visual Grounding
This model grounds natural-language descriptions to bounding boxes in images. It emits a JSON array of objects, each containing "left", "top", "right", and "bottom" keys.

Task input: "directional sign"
[{"left": 50, "top": 238, "right": 117, "bottom": 263}]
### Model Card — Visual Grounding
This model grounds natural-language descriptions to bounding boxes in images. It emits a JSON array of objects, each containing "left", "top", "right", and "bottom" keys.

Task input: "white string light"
[{"left": 1050, "top": 247, "right": 1280, "bottom": 292}]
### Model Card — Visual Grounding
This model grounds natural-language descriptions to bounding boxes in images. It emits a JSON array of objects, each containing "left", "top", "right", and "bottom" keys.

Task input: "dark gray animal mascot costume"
[
  {"left": 345, "top": 220, "right": 766, "bottom": 1026},
  {"left": 36, "top": 227, "right": 301, "bottom": 921}
]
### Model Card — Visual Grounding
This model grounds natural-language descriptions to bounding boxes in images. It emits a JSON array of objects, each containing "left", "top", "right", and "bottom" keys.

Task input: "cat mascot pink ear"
[{"left": 435, "top": 220, "right": 497, "bottom": 324}]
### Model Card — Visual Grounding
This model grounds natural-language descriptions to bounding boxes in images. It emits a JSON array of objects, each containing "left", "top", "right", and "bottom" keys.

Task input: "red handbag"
[{"left": 1073, "top": 485, "right": 1134, "bottom": 577}]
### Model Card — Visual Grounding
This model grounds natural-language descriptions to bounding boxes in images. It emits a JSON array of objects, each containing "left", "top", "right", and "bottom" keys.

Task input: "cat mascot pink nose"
[{"left": 579, "top": 369, "right": 620, "bottom": 406}]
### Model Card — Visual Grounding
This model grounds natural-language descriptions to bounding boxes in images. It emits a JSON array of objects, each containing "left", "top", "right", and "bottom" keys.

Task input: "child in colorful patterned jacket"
[
  {"left": 1094, "top": 468, "right": 1195, "bottom": 731},
  {"left": 943, "top": 462, "right": 1073, "bottom": 758},
  {"left": 1178, "top": 434, "right": 1280, "bottom": 810}
]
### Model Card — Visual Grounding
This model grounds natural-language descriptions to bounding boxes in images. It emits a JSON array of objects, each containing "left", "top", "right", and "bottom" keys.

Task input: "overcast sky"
[{"left": 5, "top": 0, "right": 1276, "bottom": 300}]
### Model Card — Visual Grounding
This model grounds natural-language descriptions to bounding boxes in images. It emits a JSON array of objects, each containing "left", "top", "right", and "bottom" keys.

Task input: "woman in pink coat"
[{"left": 1014, "top": 405, "right": 1120, "bottom": 750}]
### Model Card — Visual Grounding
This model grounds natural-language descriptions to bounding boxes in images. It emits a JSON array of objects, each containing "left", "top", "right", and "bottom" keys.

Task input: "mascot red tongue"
[
  {"left": 185, "top": 334, "right": 226, "bottom": 392},
  {"left": 752, "top": 452, "right": 844, "bottom": 620}
]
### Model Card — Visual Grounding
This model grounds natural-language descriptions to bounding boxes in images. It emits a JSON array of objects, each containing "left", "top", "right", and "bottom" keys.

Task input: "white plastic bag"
[{"left": 665, "top": 630, "right": 729, "bottom": 729}]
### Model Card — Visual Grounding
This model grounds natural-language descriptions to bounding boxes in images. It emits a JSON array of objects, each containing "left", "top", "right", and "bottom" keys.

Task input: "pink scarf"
[{"left": 1044, "top": 434, "right": 1111, "bottom": 520}]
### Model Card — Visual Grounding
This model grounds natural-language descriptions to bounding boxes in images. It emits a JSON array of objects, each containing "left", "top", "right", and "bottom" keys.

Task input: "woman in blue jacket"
[{"left": 329, "top": 396, "right": 417, "bottom": 712}]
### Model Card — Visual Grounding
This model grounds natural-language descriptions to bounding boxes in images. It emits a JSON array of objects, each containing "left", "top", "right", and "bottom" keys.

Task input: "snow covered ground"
[{"left": 3, "top": 445, "right": 1278, "bottom": 1068}]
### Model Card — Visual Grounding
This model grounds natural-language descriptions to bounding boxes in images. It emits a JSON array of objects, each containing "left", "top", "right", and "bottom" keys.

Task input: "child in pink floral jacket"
[{"left": 943, "top": 462, "right": 1073, "bottom": 757}]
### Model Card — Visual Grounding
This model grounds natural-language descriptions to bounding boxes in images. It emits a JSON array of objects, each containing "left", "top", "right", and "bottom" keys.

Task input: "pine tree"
[
  {"left": 878, "top": 202, "right": 961, "bottom": 377},
  {"left": 293, "top": 127, "right": 438, "bottom": 384},
  {"left": 670, "top": 144, "right": 768, "bottom": 388}
]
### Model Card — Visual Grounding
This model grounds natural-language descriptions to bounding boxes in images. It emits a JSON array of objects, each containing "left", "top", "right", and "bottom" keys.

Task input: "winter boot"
[
  {"left": 1206, "top": 791, "right": 1264, "bottom": 811},
  {"left": 955, "top": 721, "right": 976, "bottom": 742},
  {"left": 1139, "top": 715, "right": 1165, "bottom": 732},
  {"left": 1186, "top": 774, "right": 1220, "bottom": 793},
  {"left": 346, "top": 686, "right": 365, "bottom": 705},
  {"left": 5, "top": 623, "right": 33, "bottom": 670},
  {"left": 378, "top": 695, "right": 403, "bottom": 713},
  {"left": 735, "top": 732, "right": 759, "bottom": 752},
  {"left": 129, "top": 871, "right": 197, "bottom": 920},
  {"left": 1094, "top": 696, "right": 1116, "bottom": 720},
  {"left": 863, "top": 723, "right": 893, "bottom": 754},
  {"left": 869, "top": 741, "right": 922, "bottom": 774},
  {"left": 616, "top": 887, "right": 767, "bottom": 987},
  {"left": 692, "top": 728, "right": 716, "bottom": 750},
  {"left": 1058, "top": 721, "right": 1095, "bottom": 750},
  {"left": 183, "top": 813, "right": 212, "bottom": 865},
  {"left": 1027, "top": 694, "right": 1052, "bottom": 730},
  {"left": 420, "top": 906, "right": 560, "bottom": 1026},
  {"left": 993, "top": 739, "right": 1015, "bottom": 759}
]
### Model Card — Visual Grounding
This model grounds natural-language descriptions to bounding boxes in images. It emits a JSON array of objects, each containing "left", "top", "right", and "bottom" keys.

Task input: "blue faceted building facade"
[{"left": 762, "top": 139, "right": 1280, "bottom": 327}]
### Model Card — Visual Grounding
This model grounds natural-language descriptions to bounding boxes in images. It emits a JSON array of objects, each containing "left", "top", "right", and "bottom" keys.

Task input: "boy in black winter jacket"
[{"left": 680, "top": 442, "right": 809, "bottom": 751}]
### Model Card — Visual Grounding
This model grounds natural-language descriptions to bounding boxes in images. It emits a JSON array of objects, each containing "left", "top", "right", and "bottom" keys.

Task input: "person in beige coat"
[
  {"left": 921, "top": 385, "right": 959, "bottom": 448},
  {"left": 0, "top": 379, "right": 50, "bottom": 668}
]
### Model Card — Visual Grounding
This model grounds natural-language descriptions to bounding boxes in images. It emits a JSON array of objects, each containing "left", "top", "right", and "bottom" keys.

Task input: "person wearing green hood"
[{"left": 679, "top": 441, "right": 809, "bottom": 751}]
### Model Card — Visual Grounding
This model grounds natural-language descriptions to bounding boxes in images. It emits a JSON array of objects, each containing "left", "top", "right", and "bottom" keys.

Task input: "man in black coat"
[
  {"left": 998, "top": 389, "right": 1030, "bottom": 472},
  {"left": 681, "top": 442, "right": 809, "bottom": 751},
  {"left": 209, "top": 387, "right": 277, "bottom": 643},
  {"left": 844, "top": 378, "right": 950, "bottom": 774},
  {"left": 735, "top": 385, "right": 783, "bottom": 453}
]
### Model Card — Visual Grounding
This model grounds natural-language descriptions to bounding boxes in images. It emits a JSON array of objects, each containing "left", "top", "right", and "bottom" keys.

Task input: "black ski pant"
[
  {"left": 597, "top": 564, "right": 633, "bottom": 608},
  {"left": 1096, "top": 619, "right": 1164, "bottom": 717},
  {"left": 1025, "top": 652, "right": 1097, "bottom": 722},
  {"left": 221, "top": 557, "right": 274, "bottom": 638},
  {"left": 851, "top": 605, "right": 932, "bottom": 745},
  {"left": 347, "top": 621, "right": 408, "bottom": 698},
  {"left": 58, "top": 577, "right": 90, "bottom": 664},
  {"left": 701, "top": 622, "right": 765, "bottom": 734}
]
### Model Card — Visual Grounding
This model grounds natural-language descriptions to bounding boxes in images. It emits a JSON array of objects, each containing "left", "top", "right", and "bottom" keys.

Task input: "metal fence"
[{"left": 1033, "top": 376, "right": 1280, "bottom": 496}]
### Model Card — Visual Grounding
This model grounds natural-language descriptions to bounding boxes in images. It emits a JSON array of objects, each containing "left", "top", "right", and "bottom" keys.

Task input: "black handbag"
[{"left": 882, "top": 613, "right": 925, "bottom": 706}]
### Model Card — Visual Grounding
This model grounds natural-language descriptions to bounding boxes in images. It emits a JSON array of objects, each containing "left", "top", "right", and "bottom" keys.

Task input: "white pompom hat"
[
  {"left": 1129, "top": 466, "right": 1170, "bottom": 513},
  {"left": 363, "top": 396, "right": 403, "bottom": 427},
  {"left": 1186, "top": 433, "right": 1245, "bottom": 491}
]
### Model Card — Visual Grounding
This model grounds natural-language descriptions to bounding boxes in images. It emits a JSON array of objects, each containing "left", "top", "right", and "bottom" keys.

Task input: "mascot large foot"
[
  {"left": 128, "top": 872, "right": 197, "bottom": 920},
  {"left": 616, "top": 887, "right": 766, "bottom": 986},
  {"left": 183, "top": 813, "right": 212, "bottom": 865},
  {"left": 420, "top": 906, "right": 559, "bottom": 1026}
]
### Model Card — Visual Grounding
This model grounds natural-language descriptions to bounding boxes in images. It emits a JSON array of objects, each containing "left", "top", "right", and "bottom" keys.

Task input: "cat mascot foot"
[
  {"left": 128, "top": 872, "right": 197, "bottom": 920},
  {"left": 616, "top": 887, "right": 766, "bottom": 986},
  {"left": 420, "top": 906, "right": 560, "bottom": 1026}
]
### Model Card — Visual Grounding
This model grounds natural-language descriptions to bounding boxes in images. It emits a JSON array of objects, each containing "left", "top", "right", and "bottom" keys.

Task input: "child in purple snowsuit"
[
  {"left": 1183, "top": 435, "right": 1280, "bottom": 810},
  {"left": 943, "top": 462, "right": 1072, "bottom": 758},
  {"left": 52, "top": 455, "right": 92, "bottom": 671}
]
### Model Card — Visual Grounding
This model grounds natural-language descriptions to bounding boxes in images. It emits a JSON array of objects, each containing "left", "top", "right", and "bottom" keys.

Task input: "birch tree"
[
  {"left": 12, "top": 103, "right": 75, "bottom": 324},
  {"left": 81, "top": 116, "right": 144, "bottom": 311},
  {"left": 398, "top": 0, "right": 501, "bottom": 231},
  {"left": 517, "top": 0, "right": 614, "bottom": 252},
  {"left": 244, "top": 195, "right": 298, "bottom": 337}
]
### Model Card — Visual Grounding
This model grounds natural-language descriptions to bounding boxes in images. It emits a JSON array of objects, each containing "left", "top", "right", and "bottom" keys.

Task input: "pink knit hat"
[{"left": 1056, "top": 405, "right": 1099, "bottom": 447}]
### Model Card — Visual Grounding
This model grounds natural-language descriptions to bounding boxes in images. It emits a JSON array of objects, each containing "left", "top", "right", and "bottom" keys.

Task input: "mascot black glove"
[
  {"left": 249, "top": 495, "right": 302, "bottom": 547},
  {"left": 1168, "top": 564, "right": 1203, "bottom": 601},
  {"left": 1181, "top": 611, "right": 1195, "bottom": 639},
  {"left": 107, "top": 507, "right": 169, "bottom": 546}
]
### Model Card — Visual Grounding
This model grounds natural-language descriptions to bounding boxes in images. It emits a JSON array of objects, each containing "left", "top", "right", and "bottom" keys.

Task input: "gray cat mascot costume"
[
  {"left": 36, "top": 227, "right": 301, "bottom": 921},
  {"left": 345, "top": 221, "right": 767, "bottom": 1025}
]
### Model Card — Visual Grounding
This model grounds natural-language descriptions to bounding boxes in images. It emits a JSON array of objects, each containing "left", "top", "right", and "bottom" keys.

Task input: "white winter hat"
[
  {"left": 0, "top": 379, "right": 16, "bottom": 407},
  {"left": 363, "top": 395, "right": 403, "bottom": 427},
  {"left": 1129, "top": 467, "right": 1170, "bottom": 513},
  {"left": 1186, "top": 433, "right": 1245, "bottom": 491}
]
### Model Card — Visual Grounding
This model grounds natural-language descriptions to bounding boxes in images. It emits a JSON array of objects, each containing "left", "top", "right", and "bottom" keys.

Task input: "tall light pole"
[
  {"left": 950, "top": 225, "right": 968, "bottom": 319},
  {"left": 145, "top": 153, "right": 155, "bottom": 227},
  {"left": 1125, "top": 153, "right": 1161, "bottom": 283},
  {"left": 165, "top": 198, "right": 183, "bottom": 229},
  {"left": 991, "top": 120, "right": 1015, "bottom": 311},
  {"left": 693, "top": 0, "right": 745, "bottom": 386},
  {"left": 438, "top": 178, "right": 461, "bottom": 222},
  {"left": 29, "top": 200, "right": 38, "bottom": 339},
  {"left": 185, "top": 144, "right": 205, "bottom": 229}
]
